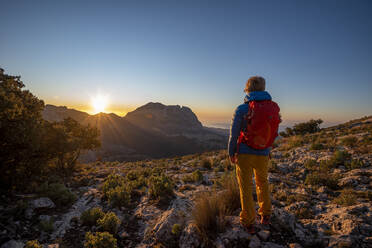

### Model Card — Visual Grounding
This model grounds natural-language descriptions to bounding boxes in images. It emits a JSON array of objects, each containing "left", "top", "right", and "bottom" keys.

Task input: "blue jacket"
[{"left": 228, "top": 91, "right": 272, "bottom": 157}]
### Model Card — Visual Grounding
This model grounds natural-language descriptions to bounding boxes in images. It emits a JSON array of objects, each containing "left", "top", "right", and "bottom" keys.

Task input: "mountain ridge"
[{"left": 42, "top": 103, "right": 228, "bottom": 162}]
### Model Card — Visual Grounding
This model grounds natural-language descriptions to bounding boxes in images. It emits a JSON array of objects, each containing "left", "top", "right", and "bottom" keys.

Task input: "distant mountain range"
[{"left": 42, "top": 103, "right": 229, "bottom": 162}]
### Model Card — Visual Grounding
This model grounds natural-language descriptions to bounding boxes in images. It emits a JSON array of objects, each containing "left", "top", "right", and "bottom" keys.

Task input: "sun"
[{"left": 91, "top": 94, "right": 108, "bottom": 114}]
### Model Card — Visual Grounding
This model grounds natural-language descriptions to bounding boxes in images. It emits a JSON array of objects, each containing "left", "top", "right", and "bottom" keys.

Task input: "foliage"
[
  {"left": 38, "top": 219, "right": 54, "bottom": 233},
  {"left": 201, "top": 158, "right": 212, "bottom": 169},
  {"left": 305, "top": 172, "right": 339, "bottom": 190},
  {"left": 97, "top": 212, "right": 121, "bottom": 234},
  {"left": 148, "top": 174, "right": 174, "bottom": 201},
  {"left": 0, "top": 68, "right": 46, "bottom": 190},
  {"left": 37, "top": 182, "right": 77, "bottom": 207},
  {"left": 332, "top": 189, "right": 357, "bottom": 206},
  {"left": 280, "top": 119, "right": 323, "bottom": 137},
  {"left": 0, "top": 68, "right": 100, "bottom": 191},
  {"left": 81, "top": 207, "right": 105, "bottom": 226},
  {"left": 102, "top": 174, "right": 132, "bottom": 208},
  {"left": 217, "top": 172, "right": 240, "bottom": 213},
  {"left": 182, "top": 170, "right": 203, "bottom": 183},
  {"left": 84, "top": 232, "right": 118, "bottom": 248},
  {"left": 106, "top": 185, "right": 132, "bottom": 208},
  {"left": 25, "top": 240, "right": 42, "bottom": 248},
  {"left": 171, "top": 223, "right": 182, "bottom": 236},
  {"left": 45, "top": 117, "right": 100, "bottom": 177},
  {"left": 310, "top": 142, "right": 324, "bottom": 150},
  {"left": 341, "top": 136, "right": 358, "bottom": 148}
]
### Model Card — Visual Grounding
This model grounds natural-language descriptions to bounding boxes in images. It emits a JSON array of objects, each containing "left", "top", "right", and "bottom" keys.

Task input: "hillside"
[
  {"left": 42, "top": 103, "right": 229, "bottom": 162},
  {"left": 0, "top": 117, "right": 371, "bottom": 248}
]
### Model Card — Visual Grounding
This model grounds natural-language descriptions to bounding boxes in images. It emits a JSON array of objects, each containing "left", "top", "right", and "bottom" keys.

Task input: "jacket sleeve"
[{"left": 228, "top": 106, "right": 244, "bottom": 157}]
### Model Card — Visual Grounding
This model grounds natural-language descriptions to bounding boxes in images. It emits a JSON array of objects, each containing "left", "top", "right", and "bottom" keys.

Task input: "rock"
[
  {"left": 31, "top": 197, "right": 55, "bottom": 209},
  {"left": 39, "top": 215, "right": 52, "bottom": 222},
  {"left": 47, "top": 244, "right": 59, "bottom": 248},
  {"left": 257, "top": 230, "right": 270, "bottom": 241},
  {"left": 179, "top": 223, "right": 200, "bottom": 248},
  {"left": 153, "top": 198, "right": 192, "bottom": 244},
  {"left": 248, "top": 235, "right": 260, "bottom": 248},
  {"left": 262, "top": 242, "right": 285, "bottom": 248},
  {"left": 217, "top": 216, "right": 251, "bottom": 246},
  {"left": 0, "top": 240, "right": 24, "bottom": 248}
]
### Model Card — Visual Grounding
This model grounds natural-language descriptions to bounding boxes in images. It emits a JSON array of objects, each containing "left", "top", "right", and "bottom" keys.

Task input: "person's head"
[{"left": 244, "top": 76, "right": 266, "bottom": 93}]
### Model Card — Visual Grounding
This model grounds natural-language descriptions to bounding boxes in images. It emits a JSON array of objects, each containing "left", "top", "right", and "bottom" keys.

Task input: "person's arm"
[{"left": 228, "top": 106, "right": 244, "bottom": 163}]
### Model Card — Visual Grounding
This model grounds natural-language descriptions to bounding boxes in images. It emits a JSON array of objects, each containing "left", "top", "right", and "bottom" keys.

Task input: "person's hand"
[{"left": 230, "top": 154, "right": 237, "bottom": 164}]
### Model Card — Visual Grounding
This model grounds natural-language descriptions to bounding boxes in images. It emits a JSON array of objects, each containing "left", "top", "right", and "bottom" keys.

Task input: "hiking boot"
[
  {"left": 240, "top": 222, "right": 257, "bottom": 234},
  {"left": 260, "top": 215, "right": 271, "bottom": 225}
]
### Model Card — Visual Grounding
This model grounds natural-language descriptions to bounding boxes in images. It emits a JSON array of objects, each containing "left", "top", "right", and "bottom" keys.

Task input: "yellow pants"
[{"left": 236, "top": 154, "right": 272, "bottom": 225}]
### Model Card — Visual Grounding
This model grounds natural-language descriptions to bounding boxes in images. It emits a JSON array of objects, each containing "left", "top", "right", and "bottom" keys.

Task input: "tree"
[
  {"left": 292, "top": 119, "right": 323, "bottom": 135},
  {"left": 0, "top": 68, "right": 47, "bottom": 189},
  {"left": 46, "top": 117, "right": 100, "bottom": 177}
]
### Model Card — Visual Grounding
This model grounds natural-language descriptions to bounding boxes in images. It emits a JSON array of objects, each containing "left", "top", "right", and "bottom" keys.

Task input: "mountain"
[{"left": 42, "top": 103, "right": 228, "bottom": 161}]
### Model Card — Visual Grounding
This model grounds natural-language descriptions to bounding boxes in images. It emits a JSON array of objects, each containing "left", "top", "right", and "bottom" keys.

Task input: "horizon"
[{"left": 1, "top": 0, "right": 371, "bottom": 128}]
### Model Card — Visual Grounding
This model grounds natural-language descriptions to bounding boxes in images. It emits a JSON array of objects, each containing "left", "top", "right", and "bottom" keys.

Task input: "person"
[{"left": 228, "top": 76, "right": 280, "bottom": 233}]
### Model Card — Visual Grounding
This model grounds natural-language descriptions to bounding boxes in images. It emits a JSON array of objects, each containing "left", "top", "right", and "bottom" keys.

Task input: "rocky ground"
[{"left": 1, "top": 118, "right": 371, "bottom": 248}]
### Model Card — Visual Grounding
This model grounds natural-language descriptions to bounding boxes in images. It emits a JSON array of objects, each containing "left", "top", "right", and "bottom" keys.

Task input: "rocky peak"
[{"left": 124, "top": 102, "right": 203, "bottom": 135}]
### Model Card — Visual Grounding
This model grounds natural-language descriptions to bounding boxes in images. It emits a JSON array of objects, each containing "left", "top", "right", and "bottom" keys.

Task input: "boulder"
[{"left": 0, "top": 240, "right": 24, "bottom": 248}]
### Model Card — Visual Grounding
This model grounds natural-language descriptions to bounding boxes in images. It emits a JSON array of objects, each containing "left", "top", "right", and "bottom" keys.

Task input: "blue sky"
[{"left": 1, "top": 0, "right": 371, "bottom": 128}]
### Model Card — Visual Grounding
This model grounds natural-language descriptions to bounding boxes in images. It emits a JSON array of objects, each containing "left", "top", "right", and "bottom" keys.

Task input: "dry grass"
[{"left": 192, "top": 192, "right": 228, "bottom": 240}]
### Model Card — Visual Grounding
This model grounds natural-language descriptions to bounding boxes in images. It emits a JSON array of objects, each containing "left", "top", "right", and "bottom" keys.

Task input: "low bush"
[
  {"left": 148, "top": 174, "right": 174, "bottom": 201},
  {"left": 84, "top": 232, "right": 117, "bottom": 248},
  {"left": 341, "top": 136, "right": 358, "bottom": 148},
  {"left": 97, "top": 212, "right": 121, "bottom": 234},
  {"left": 37, "top": 182, "right": 77, "bottom": 208},
  {"left": 332, "top": 189, "right": 357, "bottom": 206},
  {"left": 304, "top": 159, "right": 317, "bottom": 171},
  {"left": 218, "top": 173, "right": 240, "bottom": 213},
  {"left": 106, "top": 185, "right": 131, "bottom": 208},
  {"left": 38, "top": 219, "right": 54, "bottom": 233},
  {"left": 81, "top": 207, "right": 105, "bottom": 226},
  {"left": 310, "top": 142, "right": 324, "bottom": 150},
  {"left": 201, "top": 158, "right": 212, "bottom": 169},
  {"left": 182, "top": 170, "right": 203, "bottom": 183},
  {"left": 25, "top": 240, "right": 42, "bottom": 248},
  {"left": 305, "top": 172, "right": 339, "bottom": 190},
  {"left": 171, "top": 223, "right": 182, "bottom": 236}
]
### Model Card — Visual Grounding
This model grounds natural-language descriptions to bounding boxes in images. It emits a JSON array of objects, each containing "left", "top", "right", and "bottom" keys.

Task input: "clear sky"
[{"left": 1, "top": 0, "right": 371, "bottom": 128}]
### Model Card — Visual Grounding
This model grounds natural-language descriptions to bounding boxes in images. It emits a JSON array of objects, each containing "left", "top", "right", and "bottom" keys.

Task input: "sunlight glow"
[{"left": 91, "top": 94, "right": 108, "bottom": 114}]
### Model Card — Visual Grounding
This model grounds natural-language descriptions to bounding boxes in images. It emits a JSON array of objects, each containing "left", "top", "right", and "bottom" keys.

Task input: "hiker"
[{"left": 228, "top": 76, "right": 280, "bottom": 233}]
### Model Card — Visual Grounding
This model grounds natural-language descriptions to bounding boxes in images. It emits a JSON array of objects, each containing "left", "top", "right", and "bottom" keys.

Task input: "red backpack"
[{"left": 238, "top": 100, "right": 280, "bottom": 150}]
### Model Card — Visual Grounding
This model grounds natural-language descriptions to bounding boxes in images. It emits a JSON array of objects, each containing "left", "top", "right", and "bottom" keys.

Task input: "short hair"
[{"left": 245, "top": 76, "right": 266, "bottom": 92}]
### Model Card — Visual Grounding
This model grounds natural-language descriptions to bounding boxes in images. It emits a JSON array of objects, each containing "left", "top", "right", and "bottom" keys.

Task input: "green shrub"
[
  {"left": 295, "top": 207, "right": 314, "bottom": 219},
  {"left": 304, "top": 159, "right": 317, "bottom": 170},
  {"left": 37, "top": 182, "right": 77, "bottom": 207},
  {"left": 341, "top": 136, "right": 358, "bottom": 148},
  {"left": 310, "top": 142, "right": 324, "bottom": 150},
  {"left": 106, "top": 185, "right": 131, "bottom": 208},
  {"left": 81, "top": 207, "right": 105, "bottom": 226},
  {"left": 201, "top": 158, "right": 212, "bottom": 169},
  {"left": 102, "top": 174, "right": 125, "bottom": 195},
  {"left": 148, "top": 174, "right": 174, "bottom": 201},
  {"left": 346, "top": 159, "right": 364, "bottom": 170},
  {"left": 332, "top": 150, "right": 351, "bottom": 165},
  {"left": 84, "top": 232, "right": 117, "bottom": 248},
  {"left": 332, "top": 189, "right": 357, "bottom": 206},
  {"left": 97, "top": 212, "right": 121, "bottom": 234},
  {"left": 39, "top": 219, "right": 54, "bottom": 233},
  {"left": 171, "top": 223, "right": 182, "bottom": 236},
  {"left": 25, "top": 240, "right": 42, "bottom": 248},
  {"left": 305, "top": 172, "right": 339, "bottom": 190},
  {"left": 183, "top": 170, "right": 203, "bottom": 183}
]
